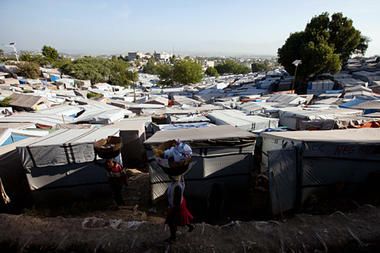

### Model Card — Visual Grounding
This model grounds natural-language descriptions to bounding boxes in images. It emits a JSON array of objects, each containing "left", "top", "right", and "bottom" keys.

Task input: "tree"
[
  {"left": 60, "top": 56, "right": 137, "bottom": 86},
  {"left": 61, "top": 57, "right": 108, "bottom": 83},
  {"left": 205, "top": 66, "right": 219, "bottom": 77},
  {"left": 16, "top": 62, "right": 40, "bottom": 79},
  {"left": 278, "top": 12, "right": 368, "bottom": 92},
  {"left": 172, "top": 59, "right": 203, "bottom": 84},
  {"left": 42, "top": 45, "right": 59, "bottom": 62},
  {"left": 142, "top": 58, "right": 160, "bottom": 75},
  {"left": 215, "top": 60, "right": 250, "bottom": 75},
  {"left": 108, "top": 57, "right": 134, "bottom": 87},
  {"left": 157, "top": 63, "right": 174, "bottom": 86},
  {"left": 20, "top": 52, "right": 49, "bottom": 66},
  {"left": 251, "top": 62, "right": 271, "bottom": 72}
]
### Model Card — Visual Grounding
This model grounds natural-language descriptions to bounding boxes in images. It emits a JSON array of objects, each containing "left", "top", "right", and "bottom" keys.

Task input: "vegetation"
[
  {"left": 0, "top": 97, "right": 12, "bottom": 107},
  {"left": 86, "top": 91, "right": 103, "bottom": 99},
  {"left": 278, "top": 12, "right": 368, "bottom": 92},
  {"left": 16, "top": 62, "right": 40, "bottom": 79},
  {"left": 156, "top": 63, "right": 174, "bottom": 86},
  {"left": 156, "top": 59, "right": 203, "bottom": 86},
  {"left": 60, "top": 56, "right": 137, "bottom": 86},
  {"left": 42, "top": 45, "right": 59, "bottom": 63},
  {"left": 19, "top": 53, "right": 49, "bottom": 66},
  {"left": 205, "top": 66, "right": 219, "bottom": 77},
  {"left": 251, "top": 61, "right": 272, "bottom": 72},
  {"left": 172, "top": 59, "right": 203, "bottom": 84},
  {"left": 142, "top": 58, "right": 160, "bottom": 75},
  {"left": 215, "top": 60, "right": 250, "bottom": 75}
]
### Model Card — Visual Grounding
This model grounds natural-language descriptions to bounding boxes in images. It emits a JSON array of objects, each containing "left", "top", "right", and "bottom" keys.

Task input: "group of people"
[{"left": 105, "top": 157, "right": 194, "bottom": 242}]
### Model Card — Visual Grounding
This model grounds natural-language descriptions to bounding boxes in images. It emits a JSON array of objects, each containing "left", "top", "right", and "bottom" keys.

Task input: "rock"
[{"left": 126, "top": 169, "right": 143, "bottom": 177}]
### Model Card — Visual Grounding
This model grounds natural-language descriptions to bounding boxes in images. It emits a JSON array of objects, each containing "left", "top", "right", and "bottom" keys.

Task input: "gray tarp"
[
  {"left": 145, "top": 125, "right": 256, "bottom": 145},
  {"left": 16, "top": 128, "right": 119, "bottom": 192},
  {"left": 268, "top": 149, "right": 297, "bottom": 216},
  {"left": 261, "top": 129, "right": 380, "bottom": 215},
  {"left": 146, "top": 125, "right": 256, "bottom": 201},
  {"left": 17, "top": 128, "right": 119, "bottom": 169}
]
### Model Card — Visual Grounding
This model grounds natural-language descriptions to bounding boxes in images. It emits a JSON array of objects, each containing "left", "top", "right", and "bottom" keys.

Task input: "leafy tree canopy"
[
  {"left": 60, "top": 56, "right": 137, "bottom": 86},
  {"left": 278, "top": 12, "right": 368, "bottom": 86},
  {"left": 156, "top": 63, "right": 174, "bottom": 86},
  {"left": 156, "top": 59, "right": 203, "bottom": 86},
  {"left": 251, "top": 61, "right": 272, "bottom": 73},
  {"left": 215, "top": 60, "right": 250, "bottom": 75},
  {"left": 172, "top": 59, "right": 203, "bottom": 84},
  {"left": 205, "top": 66, "right": 219, "bottom": 77},
  {"left": 20, "top": 52, "right": 49, "bottom": 66},
  {"left": 42, "top": 45, "right": 59, "bottom": 62},
  {"left": 16, "top": 62, "right": 41, "bottom": 79},
  {"left": 142, "top": 58, "right": 160, "bottom": 75}
]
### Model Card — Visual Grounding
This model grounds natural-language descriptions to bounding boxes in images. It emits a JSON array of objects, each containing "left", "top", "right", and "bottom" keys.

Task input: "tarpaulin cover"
[
  {"left": 149, "top": 146, "right": 254, "bottom": 200},
  {"left": 17, "top": 128, "right": 119, "bottom": 169},
  {"left": 145, "top": 125, "right": 256, "bottom": 145},
  {"left": 268, "top": 149, "right": 297, "bottom": 216},
  {"left": 207, "top": 110, "right": 279, "bottom": 132},
  {"left": 262, "top": 129, "right": 380, "bottom": 215},
  {"left": 147, "top": 126, "right": 256, "bottom": 200},
  {"left": 26, "top": 162, "right": 108, "bottom": 190}
]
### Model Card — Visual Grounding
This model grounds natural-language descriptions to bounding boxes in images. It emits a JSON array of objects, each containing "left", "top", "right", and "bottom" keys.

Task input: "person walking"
[
  {"left": 105, "top": 159, "right": 126, "bottom": 206},
  {"left": 165, "top": 175, "right": 194, "bottom": 242}
]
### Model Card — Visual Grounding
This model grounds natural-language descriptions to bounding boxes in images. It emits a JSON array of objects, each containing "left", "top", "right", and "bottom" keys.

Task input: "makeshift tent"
[
  {"left": 278, "top": 108, "right": 363, "bottom": 130},
  {"left": 105, "top": 118, "right": 150, "bottom": 167},
  {"left": 340, "top": 98, "right": 380, "bottom": 114},
  {"left": 0, "top": 137, "right": 36, "bottom": 208},
  {"left": 17, "top": 128, "right": 119, "bottom": 191},
  {"left": 145, "top": 125, "right": 256, "bottom": 201},
  {"left": 260, "top": 129, "right": 380, "bottom": 215},
  {"left": 207, "top": 110, "right": 279, "bottom": 132}
]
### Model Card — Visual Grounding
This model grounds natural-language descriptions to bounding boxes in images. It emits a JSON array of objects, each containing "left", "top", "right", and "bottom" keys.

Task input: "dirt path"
[{"left": 1, "top": 205, "right": 380, "bottom": 252}]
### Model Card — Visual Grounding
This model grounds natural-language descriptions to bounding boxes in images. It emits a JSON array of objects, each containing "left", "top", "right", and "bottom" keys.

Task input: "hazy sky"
[{"left": 1, "top": 0, "right": 379, "bottom": 56}]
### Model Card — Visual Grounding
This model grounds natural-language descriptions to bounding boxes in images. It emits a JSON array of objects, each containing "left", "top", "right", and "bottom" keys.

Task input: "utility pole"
[
  {"left": 291, "top": 60, "right": 302, "bottom": 92},
  {"left": 9, "top": 42, "right": 19, "bottom": 62}
]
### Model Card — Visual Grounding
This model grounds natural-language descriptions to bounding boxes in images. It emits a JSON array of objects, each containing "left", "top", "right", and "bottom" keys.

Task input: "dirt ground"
[
  {"left": 1, "top": 170, "right": 380, "bottom": 252},
  {"left": 1, "top": 205, "right": 380, "bottom": 252}
]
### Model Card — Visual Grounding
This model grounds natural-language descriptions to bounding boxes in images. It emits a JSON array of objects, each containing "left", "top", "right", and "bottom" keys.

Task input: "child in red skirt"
[{"left": 165, "top": 175, "right": 194, "bottom": 242}]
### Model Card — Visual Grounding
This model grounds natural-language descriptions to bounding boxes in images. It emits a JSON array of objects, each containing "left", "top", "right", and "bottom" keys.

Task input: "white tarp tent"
[{"left": 207, "top": 109, "right": 279, "bottom": 132}]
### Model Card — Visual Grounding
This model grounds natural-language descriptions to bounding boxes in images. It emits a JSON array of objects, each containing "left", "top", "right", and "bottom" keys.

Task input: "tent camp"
[
  {"left": 259, "top": 129, "right": 380, "bottom": 215},
  {"left": 145, "top": 125, "right": 256, "bottom": 202},
  {"left": 16, "top": 128, "right": 119, "bottom": 194}
]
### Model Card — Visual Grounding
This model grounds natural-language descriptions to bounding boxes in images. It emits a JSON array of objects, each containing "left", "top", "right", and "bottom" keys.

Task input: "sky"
[{"left": 1, "top": 0, "right": 380, "bottom": 56}]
